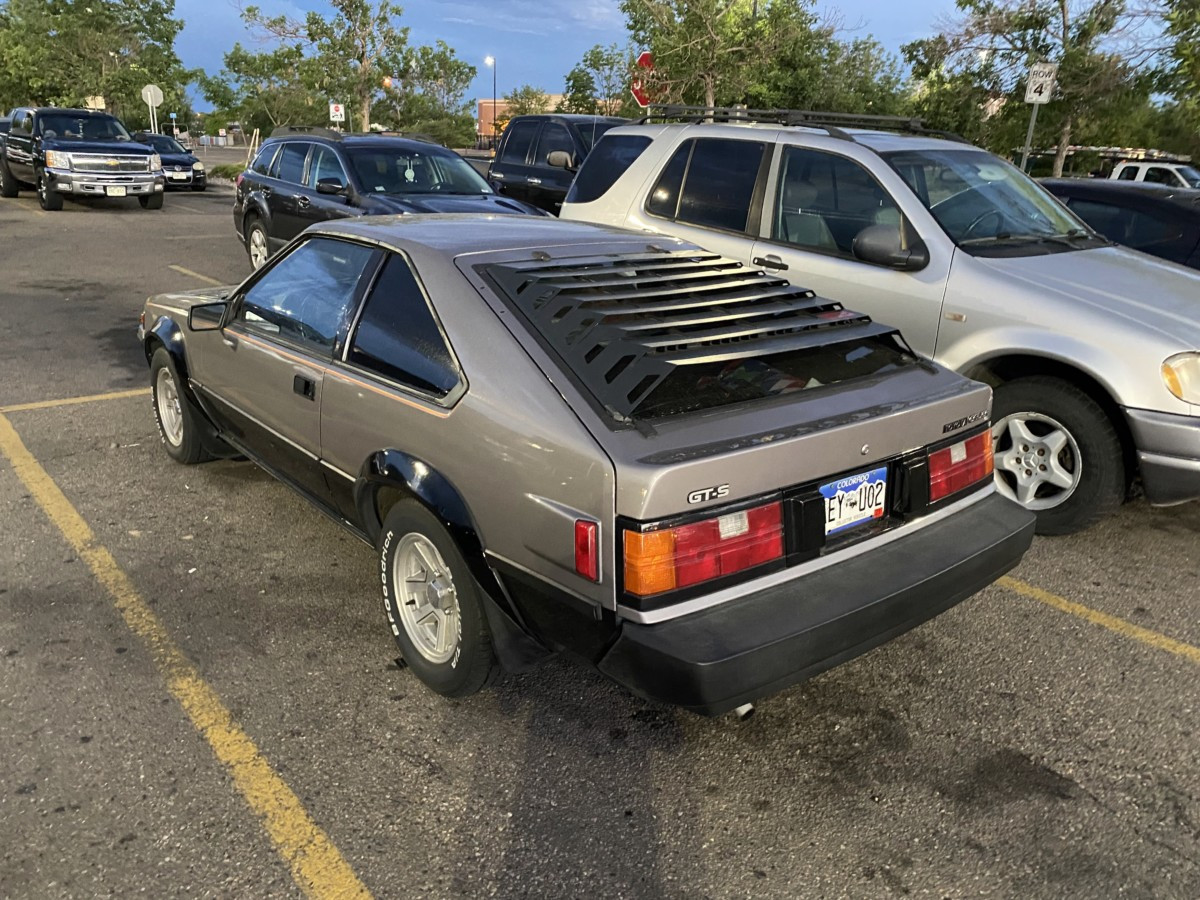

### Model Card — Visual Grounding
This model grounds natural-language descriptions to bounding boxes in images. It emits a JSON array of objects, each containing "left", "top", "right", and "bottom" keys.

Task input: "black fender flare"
[
  {"left": 143, "top": 315, "right": 232, "bottom": 457},
  {"left": 357, "top": 449, "right": 550, "bottom": 672}
]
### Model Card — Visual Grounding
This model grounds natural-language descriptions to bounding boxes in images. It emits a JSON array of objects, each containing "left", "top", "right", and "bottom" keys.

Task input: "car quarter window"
[
  {"left": 308, "top": 146, "right": 347, "bottom": 188},
  {"left": 346, "top": 254, "right": 459, "bottom": 396},
  {"left": 271, "top": 142, "right": 309, "bottom": 183},
  {"left": 1117, "top": 166, "right": 1140, "bottom": 181},
  {"left": 773, "top": 147, "right": 902, "bottom": 257},
  {"left": 499, "top": 121, "right": 538, "bottom": 165},
  {"left": 646, "top": 138, "right": 765, "bottom": 233},
  {"left": 535, "top": 123, "right": 575, "bottom": 165},
  {"left": 1144, "top": 167, "right": 1176, "bottom": 185},
  {"left": 234, "top": 238, "right": 377, "bottom": 357}
]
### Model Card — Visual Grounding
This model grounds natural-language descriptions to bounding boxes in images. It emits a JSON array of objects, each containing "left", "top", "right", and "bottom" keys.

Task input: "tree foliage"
[
  {"left": 504, "top": 84, "right": 551, "bottom": 115},
  {"left": 0, "top": 0, "right": 191, "bottom": 129}
]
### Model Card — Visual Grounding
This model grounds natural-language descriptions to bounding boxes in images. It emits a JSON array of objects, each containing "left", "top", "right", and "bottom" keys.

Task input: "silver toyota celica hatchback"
[{"left": 139, "top": 215, "right": 1034, "bottom": 715}]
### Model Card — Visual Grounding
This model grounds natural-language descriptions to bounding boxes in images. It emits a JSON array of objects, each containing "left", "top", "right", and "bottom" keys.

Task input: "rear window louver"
[{"left": 481, "top": 250, "right": 900, "bottom": 419}]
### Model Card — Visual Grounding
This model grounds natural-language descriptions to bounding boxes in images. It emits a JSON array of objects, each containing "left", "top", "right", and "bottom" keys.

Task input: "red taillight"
[
  {"left": 929, "top": 430, "right": 994, "bottom": 503},
  {"left": 235, "top": 172, "right": 244, "bottom": 188},
  {"left": 624, "top": 501, "right": 783, "bottom": 598},
  {"left": 574, "top": 520, "right": 599, "bottom": 582}
]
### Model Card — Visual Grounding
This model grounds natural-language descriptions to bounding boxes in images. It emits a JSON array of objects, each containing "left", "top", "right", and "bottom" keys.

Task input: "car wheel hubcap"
[
  {"left": 992, "top": 412, "right": 1081, "bottom": 510},
  {"left": 392, "top": 533, "right": 460, "bottom": 665},
  {"left": 249, "top": 229, "right": 267, "bottom": 268},
  {"left": 155, "top": 367, "right": 184, "bottom": 447}
]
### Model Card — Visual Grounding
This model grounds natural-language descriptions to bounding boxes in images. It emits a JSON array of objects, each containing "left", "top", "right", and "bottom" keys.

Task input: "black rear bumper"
[{"left": 597, "top": 492, "right": 1034, "bottom": 716}]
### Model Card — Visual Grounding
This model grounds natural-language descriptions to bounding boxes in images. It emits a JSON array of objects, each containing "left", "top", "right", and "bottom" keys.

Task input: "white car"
[
  {"left": 1110, "top": 160, "right": 1200, "bottom": 189},
  {"left": 560, "top": 109, "right": 1200, "bottom": 534}
]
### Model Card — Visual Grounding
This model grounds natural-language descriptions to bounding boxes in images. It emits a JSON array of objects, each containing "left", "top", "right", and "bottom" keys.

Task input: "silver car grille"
[{"left": 70, "top": 154, "right": 150, "bottom": 173}]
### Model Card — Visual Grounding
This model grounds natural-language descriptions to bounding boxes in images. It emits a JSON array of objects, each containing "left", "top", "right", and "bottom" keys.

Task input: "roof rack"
[
  {"left": 633, "top": 105, "right": 967, "bottom": 144},
  {"left": 268, "top": 125, "right": 442, "bottom": 146}
]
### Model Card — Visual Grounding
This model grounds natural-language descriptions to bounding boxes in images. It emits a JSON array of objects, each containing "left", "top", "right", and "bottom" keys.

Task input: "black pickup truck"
[{"left": 0, "top": 107, "right": 166, "bottom": 210}]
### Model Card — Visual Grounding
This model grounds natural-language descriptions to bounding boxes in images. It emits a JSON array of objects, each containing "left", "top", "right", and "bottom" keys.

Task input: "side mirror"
[
  {"left": 316, "top": 178, "right": 347, "bottom": 196},
  {"left": 188, "top": 301, "right": 227, "bottom": 331},
  {"left": 852, "top": 223, "right": 930, "bottom": 271},
  {"left": 547, "top": 150, "right": 575, "bottom": 170}
]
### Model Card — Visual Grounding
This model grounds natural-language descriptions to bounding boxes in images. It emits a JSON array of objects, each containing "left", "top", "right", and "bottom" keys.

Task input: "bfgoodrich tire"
[
  {"left": 150, "top": 347, "right": 211, "bottom": 465},
  {"left": 379, "top": 500, "right": 499, "bottom": 698},
  {"left": 991, "top": 376, "right": 1124, "bottom": 535}
]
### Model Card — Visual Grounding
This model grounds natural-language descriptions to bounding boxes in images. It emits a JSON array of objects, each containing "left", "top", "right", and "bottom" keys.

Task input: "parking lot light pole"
[{"left": 485, "top": 55, "right": 496, "bottom": 151}]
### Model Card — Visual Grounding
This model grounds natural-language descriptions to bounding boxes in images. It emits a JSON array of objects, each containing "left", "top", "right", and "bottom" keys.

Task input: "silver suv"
[
  {"left": 561, "top": 109, "right": 1200, "bottom": 534},
  {"left": 139, "top": 214, "right": 1032, "bottom": 715}
]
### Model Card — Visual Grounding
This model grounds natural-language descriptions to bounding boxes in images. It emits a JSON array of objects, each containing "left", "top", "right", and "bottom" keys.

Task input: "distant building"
[{"left": 475, "top": 95, "right": 565, "bottom": 147}]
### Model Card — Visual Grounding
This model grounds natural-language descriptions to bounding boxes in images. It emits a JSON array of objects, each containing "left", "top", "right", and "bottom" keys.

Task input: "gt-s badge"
[
  {"left": 687, "top": 484, "right": 730, "bottom": 504},
  {"left": 942, "top": 410, "right": 989, "bottom": 434}
]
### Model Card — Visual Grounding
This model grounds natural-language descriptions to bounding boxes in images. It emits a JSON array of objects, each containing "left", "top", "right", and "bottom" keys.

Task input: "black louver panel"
[{"left": 482, "top": 249, "right": 899, "bottom": 418}]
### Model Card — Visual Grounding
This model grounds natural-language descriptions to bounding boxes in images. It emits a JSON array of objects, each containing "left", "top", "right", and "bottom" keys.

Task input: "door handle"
[
  {"left": 297, "top": 196, "right": 311, "bottom": 209},
  {"left": 293, "top": 374, "right": 316, "bottom": 400},
  {"left": 753, "top": 255, "right": 789, "bottom": 271},
  {"left": 260, "top": 187, "right": 272, "bottom": 198},
  {"left": 222, "top": 333, "right": 238, "bottom": 349},
  {"left": 526, "top": 177, "right": 542, "bottom": 185}
]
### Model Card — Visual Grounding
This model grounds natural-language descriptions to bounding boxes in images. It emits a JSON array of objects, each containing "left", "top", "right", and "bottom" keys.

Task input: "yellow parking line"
[
  {"left": 0, "top": 387, "right": 150, "bottom": 414},
  {"left": 1000, "top": 575, "right": 1200, "bottom": 666},
  {"left": 0, "top": 411, "right": 372, "bottom": 900},
  {"left": 169, "top": 264, "right": 224, "bottom": 285}
]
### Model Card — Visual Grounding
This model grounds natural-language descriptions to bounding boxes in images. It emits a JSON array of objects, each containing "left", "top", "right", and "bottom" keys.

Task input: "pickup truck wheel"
[
  {"left": 150, "top": 348, "right": 211, "bottom": 465},
  {"left": 139, "top": 193, "right": 164, "bottom": 210},
  {"left": 991, "top": 377, "right": 1123, "bottom": 535},
  {"left": 0, "top": 160, "right": 17, "bottom": 198},
  {"left": 37, "top": 170, "right": 62, "bottom": 211},
  {"left": 246, "top": 218, "right": 270, "bottom": 270},
  {"left": 379, "top": 500, "right": 499, "bottom": 698}
]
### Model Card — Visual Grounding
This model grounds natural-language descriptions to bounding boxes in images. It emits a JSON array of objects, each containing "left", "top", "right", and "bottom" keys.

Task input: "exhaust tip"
[{"left": 733, "top": 703, "right": 756, "bottom": 721}]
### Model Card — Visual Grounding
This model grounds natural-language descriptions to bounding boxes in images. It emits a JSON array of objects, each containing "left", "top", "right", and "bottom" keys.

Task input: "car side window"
[
  {"left": 11, "top": 111, "right": 31, "bottom": 134},
  {"left": 499, "top": 121, "right": 538, "bottom": 165},
  {"left": 307, "top": 146, "right": 347, "bottom": 189},
  {"left": 645, "top": 138, "right": 764, "bottom": 233},
  {"left": 251, "top": 144, "right": 280, "bottom": 176},
  {"left": 1117, "top": 167, "right": 1139, "bottom": 181},
  {"left": 234, "top": 238, "right": 376, "bottom": 357},
  {"left": 535, "top": 123, "right": 575, "bottom": 166},
  {"left": 1066, "top": 198, "right": 1124, "bottom": 238},
  {"left": 772, "top": 147, "right": 902, "bottom": 258},
  {"left": 1144, "top": 167, "right": 1175, "bottom": 185},
  {"left": 347, "top": 254, "right": 459, "bottom": 396},
  {"left": 1122, "top": 207, "right": 1189, "bottom": 255},
  {"left": 271, "top": 142, "right": 309, "bottom": 183}
]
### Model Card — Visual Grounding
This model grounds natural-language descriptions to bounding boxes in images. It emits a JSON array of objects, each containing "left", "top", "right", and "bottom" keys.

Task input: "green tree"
[
  {"left": 504, "top": 84, "right": 551, "bottom": 115},
  {"left": 0, "top": 0, "right": 190, "bottom": 128},
  {"left": 579, "top": 44, "right": 633, "bottom": 115},
  {"left": 199, "top": 43, "right": 320, "bottom": 135},
  {"left": 1164, "top": 0, "right": 1200, "bottom": 138},
  {"left": 242, "top": 0, "right": 411, "bottom": 132},
  {"left": 559, "top": 67, "right": 599, "bottom": 114},
  {"left": 372, "top": 41, "right": 478, "bottom": 145}
]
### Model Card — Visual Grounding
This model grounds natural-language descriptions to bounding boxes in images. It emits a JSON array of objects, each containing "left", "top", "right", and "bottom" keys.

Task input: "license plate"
[
  {"left": 105, "top": 185, "right": 127, "bottom": 197},
  {"left": 820, "top": 466, "right": 888, "bottom": 536},
  {"left": 169, "top": 172, "right": 188, "bottom": 180}
]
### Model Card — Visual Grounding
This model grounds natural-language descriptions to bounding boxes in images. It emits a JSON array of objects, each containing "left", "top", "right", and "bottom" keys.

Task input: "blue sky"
[{"left": 175, "top": 0, "right": 953, "bottom": 110}]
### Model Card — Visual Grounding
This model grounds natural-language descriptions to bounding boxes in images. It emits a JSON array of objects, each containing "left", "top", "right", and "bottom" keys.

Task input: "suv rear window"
[
  {"left": 646, "top": 138, "right": 766, "bottom": 233},
  {"left": 499, "top": 121, "right": 538, "bottom": 164},
  {"left": 566, "top": 134, "right": 652, "bottom": 204},
  {"left": 481, "top": 250, "right": 914, "bottom": 422}
]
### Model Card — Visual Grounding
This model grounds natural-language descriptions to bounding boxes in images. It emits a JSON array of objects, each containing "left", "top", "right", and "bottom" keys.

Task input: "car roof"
[
  {"left": 31, "top": 107, "right": 118, "bottom": 117},
  {"left": 1041, "top": 177, "right": 1200, "bottom": 210},
  {"left": 307, "top": 213, "right": 692, "bottom": 257},
  {"left": 605, "top": 121, "right": 973, "bottom": 153},
  {"left": 264, "top": 134, "right": 447, "bottom": 152},
  {"left": 511, "top": 114, "right": 627, "bottom": 124}
]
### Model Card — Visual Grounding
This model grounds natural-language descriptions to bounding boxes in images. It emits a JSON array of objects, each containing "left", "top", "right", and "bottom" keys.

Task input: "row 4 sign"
[{"left": 1025, "top": 62, "right": 1058, "bottom": 105}]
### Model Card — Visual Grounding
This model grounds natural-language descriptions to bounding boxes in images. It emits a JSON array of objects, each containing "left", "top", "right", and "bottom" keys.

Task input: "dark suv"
[
  {"left": 234, "top": 126, "right": 544, "bottom": 269},
  {"left": 488, "top": 114, "right": 626, "bottom": 214}
]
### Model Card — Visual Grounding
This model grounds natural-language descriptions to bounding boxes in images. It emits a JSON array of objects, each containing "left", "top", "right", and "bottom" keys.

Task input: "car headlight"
[
  {"left": 192, "top": 161, "right": 204, "bottom": 171},
  {"left": 1162, "top": 352, "right": 1200, "bottom": 403},
  {"left": 150, "top": 154, "right": 162, "bottom": 172},
  {"left": 44, "top": 150, "right": 70, "bottom": 169}
]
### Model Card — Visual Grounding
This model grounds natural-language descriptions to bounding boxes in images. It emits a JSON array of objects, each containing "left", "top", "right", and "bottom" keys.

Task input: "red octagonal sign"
[{"left": 631, "top": 51, "right": 654, "bottom": 108}]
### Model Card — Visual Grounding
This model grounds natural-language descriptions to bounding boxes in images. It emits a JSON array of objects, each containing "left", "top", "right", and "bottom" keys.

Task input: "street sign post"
[
  {"left": 329, "top": 102, "right": 345, "bottom": 124},
  {"left": 141, "top": 83, "right": 164, "bottom": 134},
  {"left": 1019, "top": 62, "right": 1058, "bottom": 172},
  {"left": 631, "top": 51, "right": 654, "bottom": 109}
]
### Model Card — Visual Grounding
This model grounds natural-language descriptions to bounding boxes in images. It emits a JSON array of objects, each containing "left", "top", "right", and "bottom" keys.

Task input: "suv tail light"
[
  {"left": 624, "top": 501, "right": 783, "bottom": 598},
  {"left": 235, "top": 172, "right": 244, "bottom": 188},
  {"left": 929, "top": 430, "right": 993, "bottom": 503}
]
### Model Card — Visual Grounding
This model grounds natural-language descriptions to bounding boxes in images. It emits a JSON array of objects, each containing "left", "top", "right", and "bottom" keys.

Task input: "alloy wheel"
[
  {"left": 392, "top": 533, "right": 461, "bottom": 665},
  {"left": 991, "top": 411, "right": 1081, "bottom": 509},
  {"left": 155, "top": 366, "right": 184, "bottom": 447}
]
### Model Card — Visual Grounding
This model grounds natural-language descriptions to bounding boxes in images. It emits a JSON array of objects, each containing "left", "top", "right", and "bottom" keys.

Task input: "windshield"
[
  {"left": 1177, "top": 165, "right": 1200, "bottom": 188},
  {"left": 37, "top": 114, "right": 131, "bottom": 142},
  {"left": 347, "top": 147, "right": 492, "bottom": 195},
  {"left": 884, "top": 148, "right": 1093, "bottom": 251},
  {"left": 142, "top": 134, "right": 186, "bottom": 154}
]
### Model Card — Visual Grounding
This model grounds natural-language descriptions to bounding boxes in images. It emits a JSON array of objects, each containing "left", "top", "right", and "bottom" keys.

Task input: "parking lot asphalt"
[{"left": 1, "top": 188, "right": 1198, "bottom": 900}]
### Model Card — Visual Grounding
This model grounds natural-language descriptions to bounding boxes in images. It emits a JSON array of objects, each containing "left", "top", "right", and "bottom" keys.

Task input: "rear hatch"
[{"left": 470, "top": 244, "right": 995, "bottom": 610}]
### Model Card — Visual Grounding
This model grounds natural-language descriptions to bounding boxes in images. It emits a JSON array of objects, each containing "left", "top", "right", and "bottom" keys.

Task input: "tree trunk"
[
  {"left": 358, "top": 93, "right": 371, "bottom": 133},
  {"left": 1052, "top": 114, "right": 1072, "bottom": 177},
  {"left": 704, "top": 77, "right": 715, "bottom": 112}
]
